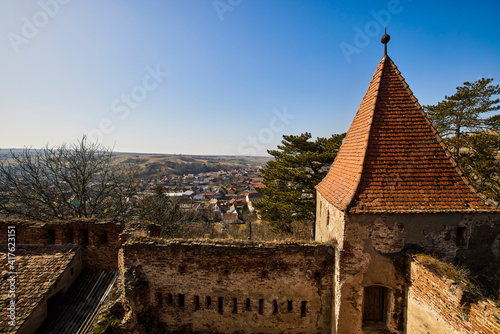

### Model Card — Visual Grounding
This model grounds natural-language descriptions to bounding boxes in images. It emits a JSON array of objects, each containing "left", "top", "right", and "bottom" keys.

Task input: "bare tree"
[{"left": 0, "top": 136, "right": 138, "bottom": 221}]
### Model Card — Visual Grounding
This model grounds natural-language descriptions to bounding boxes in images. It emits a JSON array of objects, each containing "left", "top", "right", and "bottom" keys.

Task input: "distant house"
[
  {"left": 222, "top": 212, "right": 239, "bottom": 223},
  {"left": 193, "top": 194, "right": 206, "bottom": 201},
  {"left": 202, "top": 192, "right": 215, "bottom": 199}
]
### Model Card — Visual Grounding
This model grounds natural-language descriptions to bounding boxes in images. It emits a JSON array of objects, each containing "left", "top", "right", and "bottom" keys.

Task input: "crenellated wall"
[
  {"left": 120, "top": 240, "right": 335, "bottom": 334},
  {"left": 0, "top": 219, "right": 124, "bottom": 270}
]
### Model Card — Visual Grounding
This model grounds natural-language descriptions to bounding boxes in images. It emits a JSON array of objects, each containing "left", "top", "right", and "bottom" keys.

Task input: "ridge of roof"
[
  {"left": 316, "top": 56, "right": 385, "bottom": 211},
  {"left": 317, "top": 55, "right": 499, "bottom": 214}
]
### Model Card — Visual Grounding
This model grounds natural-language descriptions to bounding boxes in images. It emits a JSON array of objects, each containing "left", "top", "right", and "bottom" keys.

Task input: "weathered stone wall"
[
  {"left": 324, "top": 212, "right": 500, "bottom": 334},
  {"left": 120, "top": 240, "right": 335, "bottom": 334},
  {"left": 316, "top": 192, "right": 345, "bottom": 247},
  {"left": 0, "top": 219, "right": 124, "bottom": 270},
  {"left": 407, "top": 255, "right": 500, "bottom": 334}
]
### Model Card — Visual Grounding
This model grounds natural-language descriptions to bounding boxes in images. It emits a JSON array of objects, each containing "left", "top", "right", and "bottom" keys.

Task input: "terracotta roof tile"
[
  {"left": 317, "top": 56, "right": 498, "bottom": 214},
  {"left": 0, "top": 247, "right": 78, "bottom": 333}
]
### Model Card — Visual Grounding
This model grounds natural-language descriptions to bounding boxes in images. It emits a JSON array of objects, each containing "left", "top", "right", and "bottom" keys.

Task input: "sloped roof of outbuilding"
[{"left": 316, "top": 55, "right": 498, "bottom": 214}]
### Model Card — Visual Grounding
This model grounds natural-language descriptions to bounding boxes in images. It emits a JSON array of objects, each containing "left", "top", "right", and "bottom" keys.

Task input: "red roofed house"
[{"left": 315, "top": 34, "right": 500, "bottom": 333}]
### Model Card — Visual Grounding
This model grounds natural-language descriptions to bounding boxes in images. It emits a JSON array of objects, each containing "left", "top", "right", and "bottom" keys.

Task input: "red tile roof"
[
  {"left": 0, "top": 247, "right": 78, "bottom": 333},
  {"left": 316, "top": 56, "right": 498, "bottom": 214}
]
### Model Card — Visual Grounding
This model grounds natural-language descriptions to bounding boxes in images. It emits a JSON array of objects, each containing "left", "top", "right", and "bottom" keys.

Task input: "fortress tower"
[{"left": 315, "top": 33, "right": 500, "bottom": 333}]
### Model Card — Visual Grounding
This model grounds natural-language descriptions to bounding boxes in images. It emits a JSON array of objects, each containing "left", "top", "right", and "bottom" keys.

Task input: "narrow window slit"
[
  {"left": 218, "top": 297, "right": 224, "bottom": 314},
  {"left": 287, "top": 300, "right": 293, "bottom": 312},
  {"left": 246, "top": 298, "right": 251, "bottom": 311},
  {"left": 156, "top": 292, "right": 162, "bottom": 306},
  {"left": 301, "top": 301, "right": 307, "bottom": 317},
  {"left": 259, "top": 299, "right": 264, "bottom": 315},
  {"left": 206, "top": 296, "right": 212, "bottom": 309},
  {"left": 233, "top": 297, "right": 238, "bottom": 314},
  {"left": 167, "top": 293, "right": 173, "bottom": 305},
  {"left": 178, "top": 294, "right": 185, "bottom": 309},
  {"left": 194, "top": 295, "right": 200, "bottom": 310}
]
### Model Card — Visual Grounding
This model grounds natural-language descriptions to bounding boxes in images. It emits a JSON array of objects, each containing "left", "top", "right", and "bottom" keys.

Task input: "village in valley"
[
  {"left": 138, "top": 163, "right": 265, "bottom": 232},
  {"left": 108, "top": 152, "right": 278, "bottom": 240}
]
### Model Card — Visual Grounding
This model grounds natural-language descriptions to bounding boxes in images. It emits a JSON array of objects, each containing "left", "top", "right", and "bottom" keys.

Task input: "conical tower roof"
[{"left": 316, "top": 55, "right": 498, "bottom": 214}]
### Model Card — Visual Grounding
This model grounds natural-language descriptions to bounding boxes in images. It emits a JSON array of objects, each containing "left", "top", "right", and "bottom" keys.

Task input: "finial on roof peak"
[{"left": 381, "top": 28, "right": 390, "bottom": 56}]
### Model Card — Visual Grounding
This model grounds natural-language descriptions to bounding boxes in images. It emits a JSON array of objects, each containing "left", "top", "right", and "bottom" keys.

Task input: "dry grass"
[{"left": 414, "top": 253, "right": 483, "bottom": 299}]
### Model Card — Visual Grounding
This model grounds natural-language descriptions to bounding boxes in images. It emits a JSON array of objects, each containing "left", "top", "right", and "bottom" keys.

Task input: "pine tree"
[
  {"left": 425, "top": 78, "right": 500, "bottom": 200},
  {"left": 255, "top": 132, "right": 345, "bottom": 237}
]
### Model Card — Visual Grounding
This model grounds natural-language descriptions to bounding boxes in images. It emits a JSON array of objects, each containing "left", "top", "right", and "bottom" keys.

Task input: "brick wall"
[
  {"left": 407, "top": 255, "right": 500, "bottom": 334},
  {"left": 120, "top": 240, "right": 335, "bottom": 334},
  {"left": 0, "top": 219, "right": 123, "bottom": 270}
]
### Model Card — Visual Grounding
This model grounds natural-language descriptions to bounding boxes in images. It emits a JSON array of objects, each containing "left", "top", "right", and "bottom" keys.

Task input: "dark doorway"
[{"left": 363, "top": 286, "right": 388, "bottom": 324}]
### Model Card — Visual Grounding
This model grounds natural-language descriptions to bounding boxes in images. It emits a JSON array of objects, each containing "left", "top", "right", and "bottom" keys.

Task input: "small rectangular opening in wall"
[
  {"left": 47, "top": 229, "right": 56, "bottom": 244},
  {"left": 301, "top": 301, "right": 307, "bottom": 317},
  {"left": 67, "top": 229, "right": 74, "bottom": 244},
  {"left": 80, "top": 229, "right": 89, "bottom": 245},
  {"left": 194, "top": 295, "right": 200, "bottom": 310},
  {"left": 456, "top": 226, "right": 468, "bottom": 248},
  {"left": 273, "top": 299, "right": 278, "bottom": 315},
  {"left": 363, "top": 286, "right": 389, "bottom": 326},
  {"left": 287, "top": 300, "right": 293, "bottom": 313},
  {"left": 206, "top": 296, "right": 212, "bottom": 309},
  {"left": 233, "top": 298, "right": 238, "bottom": 314},
  {"left": 258, "top": 299, "right": 264, "bottom": 315},
  {"left": 167, "top": 293, "right": 173, "bottom": 305},
  {"left": 178, "top": 294, "right": 185, "bottom": 309},
  {"left": 246, "top": 298, "right": 251, "bottom": 311},
  {"left": 156, "top": 292, "right": 162, "bottom": 306},
  {"left": 98, "top": 232, "right": 108, "bottom": 247},
  {"left": 218, "top": 297, "right": 224, "bottom": 314}
]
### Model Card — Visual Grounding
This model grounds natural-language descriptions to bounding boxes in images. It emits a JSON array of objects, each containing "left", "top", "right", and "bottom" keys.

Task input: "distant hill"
[
  {"left": 113, "top": 153, "right": 271, "bottom": 178},
  {"left": 0, "top": 149, "right": 271, "bottom": 178}
]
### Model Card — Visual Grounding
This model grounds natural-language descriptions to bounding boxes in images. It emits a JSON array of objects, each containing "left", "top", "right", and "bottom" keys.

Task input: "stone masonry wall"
[
  {"left": 315, "top": 192, "right": 345, "bottom": 247},
  {"left": 0, "top": 219, "right": 123, "bottom": 270},
  {"left": 407, "top": 255, "right": 500, "bottom": 334},
  {"left": 120, "top": 240, "right": 335, "bottom": 334}
]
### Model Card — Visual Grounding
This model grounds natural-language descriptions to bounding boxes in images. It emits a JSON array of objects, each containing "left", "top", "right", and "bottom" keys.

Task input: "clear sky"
[{"left": 1, "top": 0, "right": 499, "bottom": 156}]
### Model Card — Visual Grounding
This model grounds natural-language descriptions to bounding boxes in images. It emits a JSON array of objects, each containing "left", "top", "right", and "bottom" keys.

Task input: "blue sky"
[{"left": 1, "top": 0, "right": 499, "bottom": 156}]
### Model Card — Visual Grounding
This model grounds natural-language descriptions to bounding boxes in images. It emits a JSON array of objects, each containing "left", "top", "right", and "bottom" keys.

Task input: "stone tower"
[{"left": 315, "top": 36, "right": 500, "bottom": 333}]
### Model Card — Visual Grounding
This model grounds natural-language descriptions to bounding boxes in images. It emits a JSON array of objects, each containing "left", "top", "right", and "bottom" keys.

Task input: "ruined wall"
[
  {"left": 120, "top": 240, "right": 335, "bottom": 334},
  {"left": 329, "top": 213, "right": 500, "bottom": 333},
  {"left": 0, "top": 219, "right": 124, "bottom": 270},
  {"left": 407, "top": 255, "right": 500, "bottom": 334}
]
